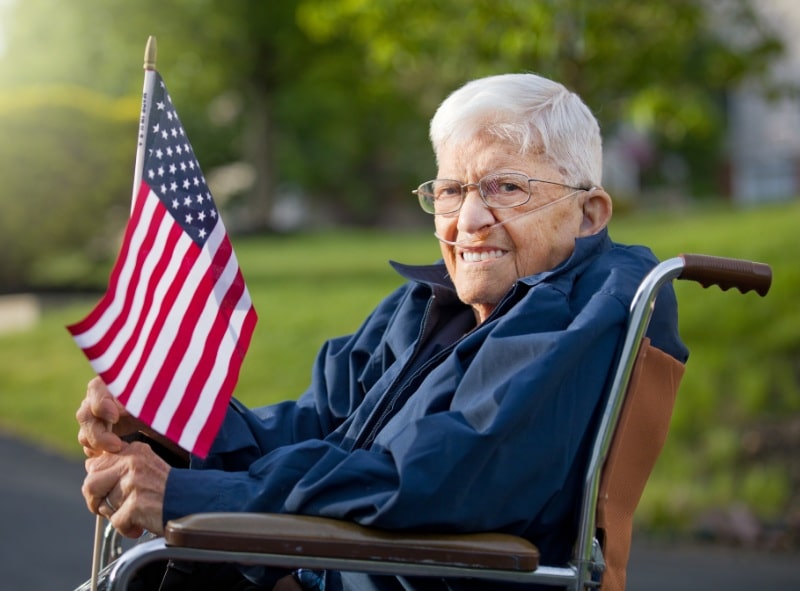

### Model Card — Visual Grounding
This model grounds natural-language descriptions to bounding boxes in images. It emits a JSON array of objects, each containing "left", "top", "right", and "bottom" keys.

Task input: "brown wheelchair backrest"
[{"left": 596, "top": 337, "right": 686, "bottom": 591}]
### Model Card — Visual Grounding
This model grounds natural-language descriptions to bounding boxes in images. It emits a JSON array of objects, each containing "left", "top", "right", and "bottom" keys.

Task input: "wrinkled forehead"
[{"left": 435, "top": 131, "right": 556, "bottom": 178}]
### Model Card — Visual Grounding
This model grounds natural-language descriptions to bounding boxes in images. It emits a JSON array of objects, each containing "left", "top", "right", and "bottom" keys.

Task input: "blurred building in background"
[
  {"left": 727, "top": 0, "right": 800, "bottom": 204},
  {"left": 604, "top": 0, "right": 800, "bottom": 207}
]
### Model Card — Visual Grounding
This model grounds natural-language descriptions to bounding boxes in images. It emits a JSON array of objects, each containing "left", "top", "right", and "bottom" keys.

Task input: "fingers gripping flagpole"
[{"left": 89, "top": 36, "right": 158, "bottom": 591}]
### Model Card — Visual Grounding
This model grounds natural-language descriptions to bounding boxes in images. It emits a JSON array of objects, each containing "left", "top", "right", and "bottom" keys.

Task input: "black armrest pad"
[{"left": 165, "top": 513, "right": 539, "bottom": 571}]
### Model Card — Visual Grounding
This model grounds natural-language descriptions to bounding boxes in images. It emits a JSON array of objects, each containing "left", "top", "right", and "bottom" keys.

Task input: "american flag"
[{"left": 68, "top": 72, "right": 257, "bottom": 458}]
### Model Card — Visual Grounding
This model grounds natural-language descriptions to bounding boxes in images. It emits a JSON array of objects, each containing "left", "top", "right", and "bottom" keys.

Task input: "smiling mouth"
[{"left": 460, "top": 249, "right": 506, "bottom": 262}]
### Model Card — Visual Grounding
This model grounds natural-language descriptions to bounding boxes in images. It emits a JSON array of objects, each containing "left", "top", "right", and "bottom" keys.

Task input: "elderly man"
[{"left": 77, "top": 72, "right": 688, "bottom": 590}]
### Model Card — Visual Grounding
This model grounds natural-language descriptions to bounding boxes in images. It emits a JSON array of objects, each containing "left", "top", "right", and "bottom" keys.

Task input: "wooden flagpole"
[{"left": 89, "top": 35, "right": 158, "bottom": 591}]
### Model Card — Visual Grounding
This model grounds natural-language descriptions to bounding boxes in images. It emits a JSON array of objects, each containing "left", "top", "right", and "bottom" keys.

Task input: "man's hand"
[
  {"left": 76, "top": 377, "right": 140, "bottom": 457},
  {"left": 82, "top": 441, "right": 170, "bottom": 538}
]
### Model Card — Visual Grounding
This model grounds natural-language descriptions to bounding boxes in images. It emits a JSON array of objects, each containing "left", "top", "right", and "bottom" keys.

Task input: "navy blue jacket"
[{"left": 163, "top": 229, "right": 688, "bottom": 589}]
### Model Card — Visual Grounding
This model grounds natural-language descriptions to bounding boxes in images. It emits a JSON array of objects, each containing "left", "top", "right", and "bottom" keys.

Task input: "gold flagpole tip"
[{"left": 144, "top": 35, "right": 157, "bottom": 70}]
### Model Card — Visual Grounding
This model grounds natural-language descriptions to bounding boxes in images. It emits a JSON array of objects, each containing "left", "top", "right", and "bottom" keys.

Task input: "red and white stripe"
[{"left": 68, "top": 181, "right": 257, "bottom": 457}]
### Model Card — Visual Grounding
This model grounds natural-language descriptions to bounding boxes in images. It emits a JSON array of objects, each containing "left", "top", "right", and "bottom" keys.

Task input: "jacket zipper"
[{"left": 351, "top": 293, "right": 441, "bottom": 450}]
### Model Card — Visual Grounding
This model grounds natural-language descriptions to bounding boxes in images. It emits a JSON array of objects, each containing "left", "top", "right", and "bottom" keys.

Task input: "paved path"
[
  {"left": 1, "top": 433, "right": 797, "bottom": 590},
  {"left": 1, "top": 433, "right": 96, "bottom": 590}
]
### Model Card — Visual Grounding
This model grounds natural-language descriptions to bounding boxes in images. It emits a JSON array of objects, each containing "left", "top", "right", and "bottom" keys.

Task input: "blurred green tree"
[
  {"left": 295, "top": 0, "right": 785, "bottom": 197},
  {"left": 0, "top": 87, "right": 137, "bottom": 291},
  {"left": 0, "top": 0, "right": 785, "bottom": 288}
]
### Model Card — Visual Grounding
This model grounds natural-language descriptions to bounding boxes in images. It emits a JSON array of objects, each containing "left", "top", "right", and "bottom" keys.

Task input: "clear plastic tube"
[{"left": 433, "top": 189, "right": 587, "bottom": 247}]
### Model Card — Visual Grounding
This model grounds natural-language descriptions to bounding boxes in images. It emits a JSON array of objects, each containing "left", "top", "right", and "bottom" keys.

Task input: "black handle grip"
[{"left": 678, "top": 254, "right": 772, "bottom": 296}]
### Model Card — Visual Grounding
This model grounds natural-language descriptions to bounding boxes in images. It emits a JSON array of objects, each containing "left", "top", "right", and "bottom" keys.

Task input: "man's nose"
[{"left": 457, "top": 185, "right": 495, "bottom": 234}]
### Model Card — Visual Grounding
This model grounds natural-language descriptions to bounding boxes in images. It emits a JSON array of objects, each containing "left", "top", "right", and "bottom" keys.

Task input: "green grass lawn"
[{"left": 1, "top": 200, "right": 798, "bottom": 533}]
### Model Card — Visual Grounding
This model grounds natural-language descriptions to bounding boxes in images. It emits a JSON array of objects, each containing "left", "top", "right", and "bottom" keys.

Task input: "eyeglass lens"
[{"left": 419, "top": 173, "right": 532, "bottom": 214}]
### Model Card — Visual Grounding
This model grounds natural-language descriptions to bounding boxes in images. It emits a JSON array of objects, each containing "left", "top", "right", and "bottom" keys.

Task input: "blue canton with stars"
[{"left": 143, "top": 72, "right": 218, "bottom": 247}]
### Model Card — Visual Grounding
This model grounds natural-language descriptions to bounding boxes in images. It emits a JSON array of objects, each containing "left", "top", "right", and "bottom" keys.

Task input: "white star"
[
  {"left": 152, "top": 123, "right": 160, "bottom": 133},
  {"left": 169, "top": 163, "right": 177, "bottom": 174},
  {"left": 171, "top": 198, "right": 180, "bottom": 209},
  {"left": 196, "top": 194, "right": 203, "bottom": 203},
  {"left": 157, "top": 166, "right": 165, "bottom": 177},
  {"left": 155, "top": 149, "right": 163, "bottom": 160},
  {"left": 161, "top": 130, "right": 168, "bottom": 140},
  {"left": 185, "top": 213, "right": 193, "bottom": 224},
  {"left": 183, "top": 196, "right": 192, "bottom": 207},
  {"left": 198, "top": 228, "right": 207, "bottom": 240},
  {"left": 170, "top": 181, "right": 178, "bottom": 192},
  {"left": 183, "top": 179, "right": 191, "bottom": 190},
  {"left": 198, "top": 211, "right": 206, "bottom": 222},
  {"left": 147, "top": 169, "right": 155, "bottom": 180},
  {"left": 156, "top": 101, "right": 165, "bottom": 111},
  {"left": 166, "top": 146, "right": 174, "bottom": 157}
]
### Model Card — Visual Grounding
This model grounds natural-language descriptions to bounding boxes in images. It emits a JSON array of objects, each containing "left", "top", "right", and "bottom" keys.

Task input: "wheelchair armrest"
[{"left": 164, "top": 513, "right": 540, "bottom": 571}]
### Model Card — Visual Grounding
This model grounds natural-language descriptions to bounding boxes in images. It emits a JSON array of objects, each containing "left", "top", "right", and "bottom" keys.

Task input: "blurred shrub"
[
  {"left": 0, "top": 86, "right": 138, "bottom": 292},
  {"left": 612, "top": 203, "right": 800, "bottom": 534}
]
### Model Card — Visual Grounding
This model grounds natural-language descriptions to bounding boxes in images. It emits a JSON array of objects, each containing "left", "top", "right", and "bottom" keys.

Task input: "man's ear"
[{"left": 579, "top": 188, "right": 613, "bottom": 236}]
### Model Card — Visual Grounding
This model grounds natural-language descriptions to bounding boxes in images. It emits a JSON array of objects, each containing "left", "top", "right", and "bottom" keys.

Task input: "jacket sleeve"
[{"left": 173, "top": 285, "right": 409, "bottom": 471}]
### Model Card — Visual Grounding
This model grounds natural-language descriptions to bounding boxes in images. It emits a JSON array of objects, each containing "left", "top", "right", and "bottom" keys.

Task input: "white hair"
[{"left": 429, "top": 73, "right": 602, "bottom": 187}]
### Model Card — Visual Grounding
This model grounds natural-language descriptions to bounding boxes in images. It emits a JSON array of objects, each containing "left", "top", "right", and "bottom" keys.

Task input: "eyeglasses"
[{"left": 413, "top": 172, "right": 588, "bottom": 215}]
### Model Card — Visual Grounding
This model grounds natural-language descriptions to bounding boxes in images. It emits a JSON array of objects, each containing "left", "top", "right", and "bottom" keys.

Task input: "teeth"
[{"left": 462, "top": 250, "right": 504, "bottom": 262}]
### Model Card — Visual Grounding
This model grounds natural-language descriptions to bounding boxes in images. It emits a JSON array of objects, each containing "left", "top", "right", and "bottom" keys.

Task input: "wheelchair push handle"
[{"left": 679, "top": 253, "right": 772, "bottom": 296}]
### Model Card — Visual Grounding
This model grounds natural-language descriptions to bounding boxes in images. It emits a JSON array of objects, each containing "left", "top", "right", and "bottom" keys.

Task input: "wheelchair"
[{"left": 82, "top": 253, "right": 772, "bottom": 591}]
